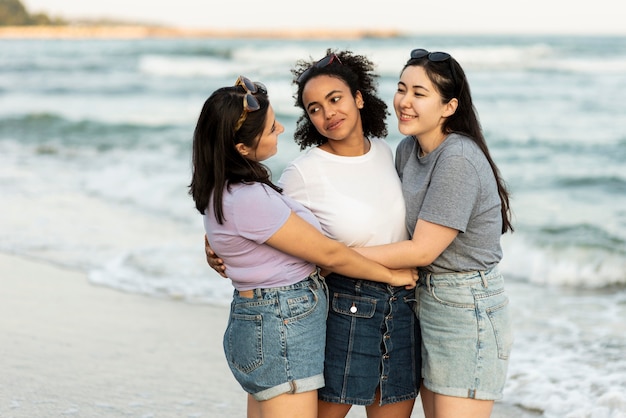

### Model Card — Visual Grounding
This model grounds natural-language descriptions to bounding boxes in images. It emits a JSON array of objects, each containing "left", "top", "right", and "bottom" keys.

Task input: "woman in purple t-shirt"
[{"left": 189, "top": 76, "right": 417, "bottom": 418}]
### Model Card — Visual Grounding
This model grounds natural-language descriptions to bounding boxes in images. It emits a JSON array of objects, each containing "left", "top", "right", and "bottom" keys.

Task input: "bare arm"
[
  {"left": 266, "top": 212, "right": 417, "bottom": 288},
  {"left": 355, "top": 219, "right": 458, "bottom": 269}
]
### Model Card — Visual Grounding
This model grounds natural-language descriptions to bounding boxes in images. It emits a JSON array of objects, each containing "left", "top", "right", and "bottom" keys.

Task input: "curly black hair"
[{"left": 291, "top": 49, "right": 389, "bottom": 150}]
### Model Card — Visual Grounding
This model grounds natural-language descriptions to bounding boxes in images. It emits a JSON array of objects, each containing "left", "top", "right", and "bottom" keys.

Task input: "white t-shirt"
[{"left": 278, "top": 137, "right": 408, "bottom": 248}]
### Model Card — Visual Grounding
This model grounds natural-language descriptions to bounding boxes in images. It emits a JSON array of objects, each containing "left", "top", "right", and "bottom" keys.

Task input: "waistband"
[
  {"left": 236, "top": 269, "right": 324, "bottom": 299},
  {"left": 418, "top": 266, "right": 500, "bottom": 289},
  {"left": 326, "top": 272, "right": 407, "bottom": 293}
]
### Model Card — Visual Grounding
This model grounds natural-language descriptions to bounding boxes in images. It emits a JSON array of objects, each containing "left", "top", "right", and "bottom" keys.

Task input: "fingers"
[
  {"left": 406, "top": 268, "right": 418, "bottom": 289},
  {"left": 204, "top": 234, "right": 228, "bottom": 278},
  {"left": 204, "top": 235, "right": 213, "bottom": 254}
]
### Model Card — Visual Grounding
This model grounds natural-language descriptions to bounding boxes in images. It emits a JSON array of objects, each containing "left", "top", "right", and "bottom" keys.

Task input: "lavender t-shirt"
[{"left": 203, "top": 182, "right": 321, "bottom": 290}]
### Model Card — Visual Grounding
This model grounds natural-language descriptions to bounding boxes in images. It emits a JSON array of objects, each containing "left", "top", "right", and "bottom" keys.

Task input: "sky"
[{"left": 23, "top": 0, "right": 625, "bottom": 35}]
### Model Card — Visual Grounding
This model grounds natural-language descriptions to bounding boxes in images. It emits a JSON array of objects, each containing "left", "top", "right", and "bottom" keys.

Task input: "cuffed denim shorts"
[
  {"left": 319, "top": 273, "right": 421, "bottom": 406},
  {"left": 416, "top": 266, "right": 513, "bottom": 400},
  {"left": 223, "top": 270, "right": 328, "bottom": 401}
]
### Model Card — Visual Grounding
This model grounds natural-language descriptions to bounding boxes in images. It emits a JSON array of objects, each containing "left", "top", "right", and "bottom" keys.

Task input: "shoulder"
[
  {"left": 370, "top": 137, "right": 390, "bottom": 148},
  {"left": 440, "top": 133, "right": 481, "bottom": 158},
  {"left": 283, "top": 146, "right": 324, "bottom": 170},
  {"left": 435, "top": 134, "right": 488, "bottom": 179},
  {"left": 369, "top": 137, "right": 394, "bottom": 157},
  {"left": 397, "top": 135, "right": 415, "bottom": 150},
  {"left": 230, "top": 182, "right": 279, "bottom": 202},
  {"left": 395, "top": 136, "right": 416, "bottom": 158}
]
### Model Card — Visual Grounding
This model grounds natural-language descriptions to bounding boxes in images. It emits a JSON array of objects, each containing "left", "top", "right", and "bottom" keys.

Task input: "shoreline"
[{"left": 0, "top": 25, "right": 404, "bottom": 40}]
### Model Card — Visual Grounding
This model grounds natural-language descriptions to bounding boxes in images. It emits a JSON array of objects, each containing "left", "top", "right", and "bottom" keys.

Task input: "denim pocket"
[
  {"left": 430, "top": 285, "right": 476, "bottom": 309},
  {"left": 286, "top": 286, "right": 319, "bottom": 320},
  {"left": 486, "top": 298, "right": 513, "bottom": 360},
  {"left": 331, "top": 293, "right": 376, "bottom": 318},
  {"left": 224, "top": 313, "right": 263, "bottom": 373}
]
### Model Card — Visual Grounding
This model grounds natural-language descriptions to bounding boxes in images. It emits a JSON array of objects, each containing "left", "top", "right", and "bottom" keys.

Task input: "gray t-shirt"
[{"left": 395, "top": 133, "right": 503, "bottom": 273}]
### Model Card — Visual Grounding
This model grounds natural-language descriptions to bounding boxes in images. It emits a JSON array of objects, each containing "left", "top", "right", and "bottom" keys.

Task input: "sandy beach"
[
  {"left": 0, "top": 253, "right": 539, "bottom": 417},
  {"left": 0, "top": 253, "right": 241, "bottom": 417}
]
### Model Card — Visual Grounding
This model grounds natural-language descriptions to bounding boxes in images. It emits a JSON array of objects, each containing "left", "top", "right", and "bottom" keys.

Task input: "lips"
[
  {"left": 398, "top": 113, "right": 416, "bottom": 121},
  {"left": 326, "top": 118, "right": 343, "bottom": 130}
]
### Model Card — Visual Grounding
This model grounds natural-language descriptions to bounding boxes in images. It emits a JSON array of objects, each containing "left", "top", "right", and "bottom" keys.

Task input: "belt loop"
[
  {"left": 310, "top": 269, "right": 319, "bottom": 287},
  {"left": 426, "top": 273, "right": 432, "bottom": 292},
  {"left": 480, "top": 270, "right": 488, "bottom": 288},
  {"left": 253, "top": 288, "right": 262, "bottom": 298}
]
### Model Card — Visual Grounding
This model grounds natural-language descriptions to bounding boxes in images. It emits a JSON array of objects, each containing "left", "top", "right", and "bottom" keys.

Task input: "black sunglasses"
[
  {"left": 410, "top": 48, "right": 452, "bottom": 62},
  {"left": 234, "top": 75, "right": 267, "bottom": 132},
  {"left": 409, "top": 49, "right": 458, "bottom": 93},
  {"left": 296, "top": 53, "right": 343, "bottom": 84}
]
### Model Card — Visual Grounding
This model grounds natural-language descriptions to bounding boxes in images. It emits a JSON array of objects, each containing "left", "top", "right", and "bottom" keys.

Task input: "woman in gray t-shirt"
[{"left": 357, "top": 49, "right": 514, "bottom": 418}]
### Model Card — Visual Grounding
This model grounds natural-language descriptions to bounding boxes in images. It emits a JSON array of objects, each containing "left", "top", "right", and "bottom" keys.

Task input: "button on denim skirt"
[{"left": 319, "top": 273, "right": 421, "bottom": 406}]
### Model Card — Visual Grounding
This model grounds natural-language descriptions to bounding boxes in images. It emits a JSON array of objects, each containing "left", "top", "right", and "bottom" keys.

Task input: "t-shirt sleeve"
[
  {"left": 420, "top": 155, "right": 480, "bottom": 233},
  {"left": 232, "top": 185, "right": 291, "bottom": 244},
  {"left": 278, "top": 163, "right": 309, "bottom": 207}
]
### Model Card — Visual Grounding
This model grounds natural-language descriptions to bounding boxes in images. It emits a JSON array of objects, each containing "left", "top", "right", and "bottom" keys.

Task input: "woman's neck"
[
  {"left": 416, "top": 132, "right": 448, "bottom": 157},
  {"left": 320, "top": 136, "right": 370, "bottom": 156}
]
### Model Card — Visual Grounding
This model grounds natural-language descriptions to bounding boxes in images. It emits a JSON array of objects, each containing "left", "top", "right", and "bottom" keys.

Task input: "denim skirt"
[
  {"left": 223, "top": 271, "right": 328, "bottom": 401},
  {"left": 319, "top": 273, "right": 421, "bottom": 406},
  {"left": 416, "top": 266, "right": 513, "bottom": 400}
]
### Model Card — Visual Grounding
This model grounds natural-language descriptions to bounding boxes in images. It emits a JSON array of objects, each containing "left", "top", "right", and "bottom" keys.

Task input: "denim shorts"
[
  {"left": 223, "top": 271, "right": 328, "bottom": 401},
  {"left": 416, "top": 266, "right": 513, "bottom": 400},
  {"left": 319, "top": 273, "right": 421, "bottom": 406}
]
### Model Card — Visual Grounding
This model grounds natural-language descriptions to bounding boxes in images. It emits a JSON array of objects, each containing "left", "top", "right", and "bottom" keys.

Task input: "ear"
[
  {"left": 235, "top": 142, "right": 250, "bottom": 157},
  {"left": 442, "top": 98, "right": 458, "bottom": 117},
  {"left": 355, "top": 90, "right": 364, "bottom": 109}
]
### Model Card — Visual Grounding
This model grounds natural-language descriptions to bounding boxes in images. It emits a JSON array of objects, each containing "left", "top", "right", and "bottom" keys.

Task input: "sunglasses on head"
[
  {"left": 409, "top": 49, "right": 458, "bottom": 92},
  {"left": 410, "top": 48, "right": 451, "bottom": 62},
  {"left": 296, "top": 53, "right": 343, "bottom": 84},
  {"left": 234, "top": 75, "right": 267, "bottom": 132}
]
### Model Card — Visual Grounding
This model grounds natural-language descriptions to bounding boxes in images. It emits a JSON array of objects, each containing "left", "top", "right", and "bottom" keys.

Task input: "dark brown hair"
[{"left": 189, "top": 84, "right": 281, "bottom": 223}]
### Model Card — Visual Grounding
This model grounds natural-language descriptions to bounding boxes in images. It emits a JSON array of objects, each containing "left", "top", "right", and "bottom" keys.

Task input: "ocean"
[{"left": 1, "top": 34, "right": 625, "bottom": 417}]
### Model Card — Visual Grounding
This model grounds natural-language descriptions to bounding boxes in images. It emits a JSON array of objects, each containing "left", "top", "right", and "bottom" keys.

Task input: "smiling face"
[
  {"left": 394, "top": 65, "right": 457, "bottom": 144},
  {"left": 235, "top": 104, "right": 284, "bottom": 162},
  {"left": 301, "top": 75, "right": 364, "bottom": 145}
]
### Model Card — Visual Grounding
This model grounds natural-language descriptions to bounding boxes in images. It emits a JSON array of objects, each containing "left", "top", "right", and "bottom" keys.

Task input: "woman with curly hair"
[{"left": 282, "top": 49, "right": 421, "bottom": 418}]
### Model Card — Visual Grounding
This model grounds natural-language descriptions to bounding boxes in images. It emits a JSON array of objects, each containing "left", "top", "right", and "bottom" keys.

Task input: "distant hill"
[
  {"left": 0, "top": 0, "right": 144, "bottom": 26},
  {"left": 0, "top": 0, "right": 67, "bottom": 25}
]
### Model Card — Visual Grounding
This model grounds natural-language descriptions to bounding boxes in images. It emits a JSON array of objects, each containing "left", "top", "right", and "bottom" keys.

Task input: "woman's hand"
[
  {"left": 205, "top": 235, "right": 228, "bottom": 278},
  {"left": 390, "top": 268, "right": 418, "bottom": 289}
]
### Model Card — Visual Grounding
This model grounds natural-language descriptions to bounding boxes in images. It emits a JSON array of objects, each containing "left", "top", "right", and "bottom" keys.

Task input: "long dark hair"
[
  {"left": 403, "top": 54, "right": 514, "bottom": 234},
  {"left": 291, "top": 48, "right": 389, "bottom": 150},
  {"left": 188, "top": 84, "right": 281, "bottom": 223}
]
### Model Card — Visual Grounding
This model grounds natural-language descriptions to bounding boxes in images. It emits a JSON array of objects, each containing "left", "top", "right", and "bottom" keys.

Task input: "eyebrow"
[
  {"left": 306, "top": 89, "right": 342, "bottom": 111},
  {"left": 399, "top": 80, "right": 428, "bottom": 91}
]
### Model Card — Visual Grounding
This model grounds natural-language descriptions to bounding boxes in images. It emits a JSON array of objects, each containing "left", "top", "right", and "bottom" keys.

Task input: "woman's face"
[
  {"left": 301, "top": 75, "right": 364, "bottom": 143},
  {"left": 237, "top": 105, "right": 284, "bottom": 162},
  {"left": 394, "top": 65, "right": 453, "bottom": 140}
]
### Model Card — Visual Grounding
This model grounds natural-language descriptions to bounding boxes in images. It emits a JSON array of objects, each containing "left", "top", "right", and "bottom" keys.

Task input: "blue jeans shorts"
[
  {"left": 223, "top": 270, "right": 328, "bottom": 401},
  {"left": 416, "top": 266, "right": 513, "bottom": 400},
  {"left": 319, "top": 273, "right": 421, "bottom": 406}
]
